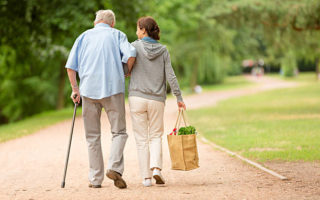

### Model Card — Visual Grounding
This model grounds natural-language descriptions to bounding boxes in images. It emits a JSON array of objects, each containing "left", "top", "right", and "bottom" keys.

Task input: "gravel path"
[{"left": 1, "top": 76, "right": 319, "bottom": 200}]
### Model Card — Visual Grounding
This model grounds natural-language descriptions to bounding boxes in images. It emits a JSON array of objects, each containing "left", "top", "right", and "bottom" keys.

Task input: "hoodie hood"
[{"left": 140, "top": 40, "right": 167, "bottom": 60}]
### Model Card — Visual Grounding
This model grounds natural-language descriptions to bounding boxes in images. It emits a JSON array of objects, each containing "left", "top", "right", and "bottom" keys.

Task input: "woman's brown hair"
[{"left": 137, "top": 16, "right": 160, "bottom": 40}]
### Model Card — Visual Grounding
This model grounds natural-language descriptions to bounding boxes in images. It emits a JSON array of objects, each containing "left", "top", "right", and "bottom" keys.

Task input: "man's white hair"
[{"left": 94, "top": 10, "right": 116, "bottom": 25}]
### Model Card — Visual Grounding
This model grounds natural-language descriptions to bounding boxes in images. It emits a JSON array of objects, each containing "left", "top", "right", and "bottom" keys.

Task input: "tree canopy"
[{"left": 0, "top": 0, "right": 319, "bottom": 123}]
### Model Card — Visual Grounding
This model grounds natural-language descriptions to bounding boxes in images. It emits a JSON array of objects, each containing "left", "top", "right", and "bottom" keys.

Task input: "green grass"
[
  {"left": 0, "top": 107, "right": 82, "bottom": 143},
  {"left": 268, "top": 72, "right": 317, "bottom": 83},
  {"left": 201, "top": 75, "right": 252, "bottom": 92},
  {"left": 178, "top": 75, "right": 253, "bottom": 96},
  {"left": 189, "top": 73, "right": 320, "bottom": 162}
]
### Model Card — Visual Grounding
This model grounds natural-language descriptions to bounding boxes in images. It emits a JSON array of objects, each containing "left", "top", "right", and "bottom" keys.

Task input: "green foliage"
[
  {"left": 281, "top": 51, "right": 297, "bottom": 77},
  {"left": 0, "top": 0, "right": 99, "bottom": 122},
  {"left": 157, "top": 0, "right": 235, "bottom": 86},
  {"left": 209, "top": 0, "right": 320, "bottom": 76},
  {"left": 106, "top": 0, "right": 151, "bottom": 41},
  {"left": 178, "top": 125, "right": 196, "bottom": 135},
  {"left": 1, "top": 0, "right": 320, "bottom": 124}
]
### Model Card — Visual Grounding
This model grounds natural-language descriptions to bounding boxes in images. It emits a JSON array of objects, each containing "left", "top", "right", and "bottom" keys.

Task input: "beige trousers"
[
  {"left": 82, "top": 93, "right": 128, "bottom": 185},
  {"left": 129, "top": 96, "right": 165, "bottom": 179}
]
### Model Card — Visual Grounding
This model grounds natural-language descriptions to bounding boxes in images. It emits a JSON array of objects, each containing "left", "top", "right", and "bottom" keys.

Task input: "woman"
[{"left": 128, "top": 16, "right": 186, "bottom": 187}]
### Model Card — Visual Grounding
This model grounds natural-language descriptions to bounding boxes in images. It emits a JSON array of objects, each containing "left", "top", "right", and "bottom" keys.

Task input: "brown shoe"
[
  {"left": 106, "top": 170, "right": 127, "bottom": 189},
  {"left": 88, "top": 183, "right": 101, "bottom": 188}
]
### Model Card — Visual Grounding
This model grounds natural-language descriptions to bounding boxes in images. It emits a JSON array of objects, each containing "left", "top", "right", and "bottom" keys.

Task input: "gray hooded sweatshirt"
[{"left": 128, "top": 40, "right": 183, "bottom": 103}]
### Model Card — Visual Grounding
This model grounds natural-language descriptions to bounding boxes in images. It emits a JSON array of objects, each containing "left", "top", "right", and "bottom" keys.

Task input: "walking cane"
[{"left": 61, "top": 95, "right": 79, "bottom": 188}]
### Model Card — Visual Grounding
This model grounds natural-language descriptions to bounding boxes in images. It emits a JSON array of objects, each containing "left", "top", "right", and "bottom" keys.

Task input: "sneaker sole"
[
  {"left": 106, "top": 171, "right": 127, "bottom": 189},
  {"left": 153, "top": 175, "right": 165, "bottom": 184},
  {"left": 88, "top": 184, "right": 101, "bottom": 188}
]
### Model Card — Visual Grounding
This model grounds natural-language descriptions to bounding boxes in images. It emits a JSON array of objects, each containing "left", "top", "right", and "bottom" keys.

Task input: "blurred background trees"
[{"left": 0, "top": 0, "right": 319, "bottom": 124}]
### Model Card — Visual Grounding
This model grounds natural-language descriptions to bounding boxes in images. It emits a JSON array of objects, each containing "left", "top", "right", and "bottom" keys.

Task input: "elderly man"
[{"left": 65, "top": 10, "right": 136, "bottom": 189}]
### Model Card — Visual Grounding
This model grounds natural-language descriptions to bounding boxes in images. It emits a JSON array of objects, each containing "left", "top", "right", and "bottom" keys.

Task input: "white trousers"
[{"left": 129, "top": 96, "right": 165, "bottom": 179}]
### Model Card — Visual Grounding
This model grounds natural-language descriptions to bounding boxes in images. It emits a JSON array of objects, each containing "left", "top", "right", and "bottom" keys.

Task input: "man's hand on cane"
[{"left": 70, "top": 86, "right": 81, "bottom": 104}]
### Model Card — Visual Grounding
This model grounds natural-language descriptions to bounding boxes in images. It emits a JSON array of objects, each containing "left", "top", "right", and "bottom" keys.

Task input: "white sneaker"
[
  {"left": 153, "top": 169, "right": 165, "bottom": 184},
  {"left": 142, "top": 178, "right": 152, "bottom": 187}
]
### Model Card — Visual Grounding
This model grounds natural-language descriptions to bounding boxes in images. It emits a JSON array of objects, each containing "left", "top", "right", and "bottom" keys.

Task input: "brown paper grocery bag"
[{"left": 167, "top": 109, "right": 199, "bottom": 171}]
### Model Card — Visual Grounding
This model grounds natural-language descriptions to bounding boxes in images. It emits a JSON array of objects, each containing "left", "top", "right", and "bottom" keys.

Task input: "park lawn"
[
  {"left": 160, "top": 75, "right": 253, "bottom": 100},
  {"left": 189, "top": 73, "right": 320, "bottom": 162},
  {"left": 0, "top": 107, "right": 82, "bottom": 143},
  {"left": 201, "top": 75, "right": 252, "bottom": 92},
  {"left": 177, "top": 75, "right": 254, "bottom": 96}
]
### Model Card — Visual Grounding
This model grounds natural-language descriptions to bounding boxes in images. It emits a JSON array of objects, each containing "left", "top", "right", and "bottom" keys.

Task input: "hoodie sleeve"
[{"left": 164, "top": 49, "right": 183, "bottom": 102}]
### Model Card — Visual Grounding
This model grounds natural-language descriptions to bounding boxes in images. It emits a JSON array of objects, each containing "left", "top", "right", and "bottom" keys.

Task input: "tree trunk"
[
  {"left": 316, "top": 58, "right": 320, "bottom": 80},
  {"left": 56, "top": 61, "right": 66, "bottom": 109},
  {"left": 0, "top": 109, "right": 9, "bottom": 125}
]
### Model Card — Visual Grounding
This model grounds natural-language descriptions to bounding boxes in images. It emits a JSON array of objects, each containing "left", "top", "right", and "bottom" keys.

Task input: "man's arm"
[
  {"left": 119, "top": 32, "right": 136, "bottom": 72},
  {"left": 67, "top": 68, "right": 81, "bottom": 104},
  {"left": 65, "top": 34, "right": 84, "bottom": 104},
  {"left": 127, "top": 57, "right": 136, "bottom": 73}
]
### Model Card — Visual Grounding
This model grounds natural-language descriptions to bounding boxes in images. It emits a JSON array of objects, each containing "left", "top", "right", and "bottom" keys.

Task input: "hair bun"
[
  {"left": 137, "top": 16, "right": 160, "bottom": 40},
  {"left": 152, "top": 27, "right": 159, "bottom": 33},
  {"left": 151, "top": 25, "right": 159, "bottom": 32}
]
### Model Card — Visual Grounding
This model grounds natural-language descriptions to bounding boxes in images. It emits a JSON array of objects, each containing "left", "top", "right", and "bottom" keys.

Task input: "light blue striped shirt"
[{"left": 65, "top": 23, "right": 136, "bottom": 99}]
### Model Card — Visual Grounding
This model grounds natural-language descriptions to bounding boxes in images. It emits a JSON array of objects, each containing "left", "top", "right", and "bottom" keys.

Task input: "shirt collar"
[
  {"left": 95, "top": 23, "right": 111, "bottom": 28},
  {"left": 141, "top": 36, "right": 158, "bottom": 43}
]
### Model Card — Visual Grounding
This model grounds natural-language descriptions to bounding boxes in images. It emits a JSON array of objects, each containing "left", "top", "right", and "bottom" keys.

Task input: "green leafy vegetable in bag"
[{"left": 178, "top": 126, "right": 196, "bottom": 135}]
